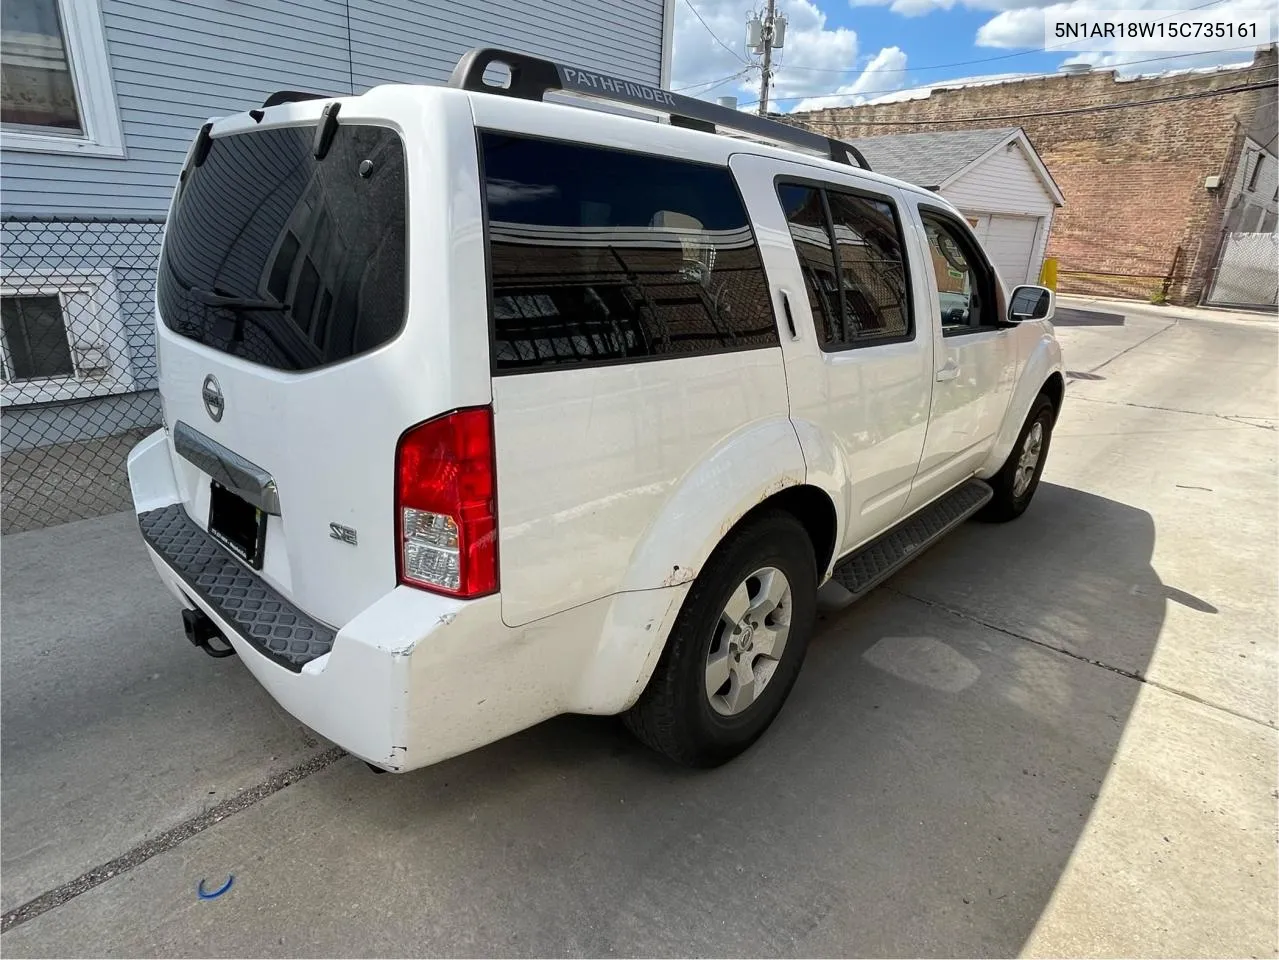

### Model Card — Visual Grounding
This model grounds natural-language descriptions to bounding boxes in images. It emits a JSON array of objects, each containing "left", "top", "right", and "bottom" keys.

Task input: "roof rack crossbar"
[{"left": 448, "top": 47, "right": 870, "bottom": 170}]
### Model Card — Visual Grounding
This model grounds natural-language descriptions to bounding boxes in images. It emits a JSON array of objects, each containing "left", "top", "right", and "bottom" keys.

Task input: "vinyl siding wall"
[
  {"left": 0, "top": 0, "right": 666, "bottom": 216},
  {"left": 942, "top": 142, "right": 1057, "bottom": 219}
]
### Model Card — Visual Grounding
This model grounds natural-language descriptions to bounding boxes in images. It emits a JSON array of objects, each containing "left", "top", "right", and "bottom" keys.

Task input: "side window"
[
  {"left": 920, "top": 210, "right": 999, "bottom": 335},
  {"left": 777, "top": 185, "right": 840, "bottom": 344},
  {"left": 778, "top": 182, "right": 911, "bottom": 350},
  {"left": 480, "top": 133, "right": 779, "bottom": 372},
  {"left": 825, "top": 191, "right": 910, "bottom": 343}
]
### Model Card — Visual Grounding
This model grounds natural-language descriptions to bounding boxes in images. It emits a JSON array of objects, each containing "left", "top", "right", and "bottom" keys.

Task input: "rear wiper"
[{"left": 189, "top": 287, "right": 288, "bottom": 311}]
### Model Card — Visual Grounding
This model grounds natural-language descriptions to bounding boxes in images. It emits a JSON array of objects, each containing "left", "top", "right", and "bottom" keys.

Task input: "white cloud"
[
  {"left": 790, "top": 46, "right": 910, "bottom": 110},
  {"left": 672, "top": 0, "right": 862, "bottom": 106}
]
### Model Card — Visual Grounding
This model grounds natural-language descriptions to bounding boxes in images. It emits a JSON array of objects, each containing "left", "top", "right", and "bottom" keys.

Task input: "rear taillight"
[{"left": 394, "top": 407, "right": 498, "bottom": 598}]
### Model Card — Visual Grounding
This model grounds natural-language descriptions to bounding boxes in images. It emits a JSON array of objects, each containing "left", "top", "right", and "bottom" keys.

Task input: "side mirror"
[{"left": 1008, "top": 285, "right": 1054, "bottom": 323}]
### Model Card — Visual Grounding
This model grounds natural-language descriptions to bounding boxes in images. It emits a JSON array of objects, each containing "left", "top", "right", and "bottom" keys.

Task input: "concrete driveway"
[{"left": 2, "top": 302, "right": 1275, "bottom": 958}]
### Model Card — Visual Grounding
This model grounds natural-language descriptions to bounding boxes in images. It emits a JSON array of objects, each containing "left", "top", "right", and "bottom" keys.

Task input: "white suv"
[{"left": 128, "top": 49, "right": 1063, "bottom": 772}]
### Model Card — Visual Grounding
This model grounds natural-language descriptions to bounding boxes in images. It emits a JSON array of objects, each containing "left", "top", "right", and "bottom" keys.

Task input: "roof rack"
[{"left": 448, "top": 48, "right": 870, "bottom": 170}]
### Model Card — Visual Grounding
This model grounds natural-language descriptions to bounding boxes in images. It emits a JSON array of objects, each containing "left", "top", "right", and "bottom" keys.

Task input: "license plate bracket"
[{"left": 208, "top": 481, "right": 267, "bottom": 570}]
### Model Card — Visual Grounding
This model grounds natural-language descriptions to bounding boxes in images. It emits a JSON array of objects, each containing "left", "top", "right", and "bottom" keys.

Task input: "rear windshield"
[{"left": 157, "top": 123, "right": 406, "bottom": 371}]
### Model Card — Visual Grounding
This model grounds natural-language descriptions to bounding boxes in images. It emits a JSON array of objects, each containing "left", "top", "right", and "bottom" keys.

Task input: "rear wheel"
[
  {"left": 980, "top": 394, "right": 1055, "bottom": 522},
  {"left": 623, "top": 511, "right": 817, "bottom": 767}
]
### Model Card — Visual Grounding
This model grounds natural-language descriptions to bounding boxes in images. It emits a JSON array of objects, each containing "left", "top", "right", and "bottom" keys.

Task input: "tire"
[
  {"left": 623, "top": 511, "right": 818, "bottom": 768},
  {"left": 980, "top": 394, "right": 1055, "bottom": 522}
]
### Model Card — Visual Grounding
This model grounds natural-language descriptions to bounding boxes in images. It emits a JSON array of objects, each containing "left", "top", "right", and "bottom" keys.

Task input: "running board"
[{"left": 831, "top": 479, "right": 993, "bottom": 600}]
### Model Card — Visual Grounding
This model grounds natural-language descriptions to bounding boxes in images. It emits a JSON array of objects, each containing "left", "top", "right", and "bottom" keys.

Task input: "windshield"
[{"left": 156, "top": 122, "right": 406, "bottom": 371}]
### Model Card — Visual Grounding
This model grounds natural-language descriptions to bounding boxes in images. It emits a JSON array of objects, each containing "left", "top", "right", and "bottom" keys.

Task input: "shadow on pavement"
[
  {"left": 1053, "top": 306, "right": 1125, "bottom": 327},
  {"left": 309, "top": 482, "right": 1169, "bottom": 958},
  {"left": 0, "top": 484, "right": 1172, "bottom": 958}
]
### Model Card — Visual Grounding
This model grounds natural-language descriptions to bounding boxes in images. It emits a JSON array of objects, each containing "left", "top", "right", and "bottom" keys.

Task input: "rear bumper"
[{"left": 126, "top": 428, "right": 689, "bottom": 772}]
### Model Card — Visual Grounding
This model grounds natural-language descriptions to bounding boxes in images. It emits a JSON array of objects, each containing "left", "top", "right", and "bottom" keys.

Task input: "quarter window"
[
  {"left": 778, "top": 182, "right": 911, "bottom": 350},
  {"left": 481, "top": 133, "right": 779, "bottom": 372}
]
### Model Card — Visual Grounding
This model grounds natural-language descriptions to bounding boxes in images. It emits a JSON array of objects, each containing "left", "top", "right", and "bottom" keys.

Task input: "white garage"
[{"left": 854, "top": 127, "right": 1065, "bottom": 287}]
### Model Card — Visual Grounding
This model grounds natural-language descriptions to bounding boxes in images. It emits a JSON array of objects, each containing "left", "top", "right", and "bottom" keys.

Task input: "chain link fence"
[
  {"left": 2, "top": 217, "right": 165, "bottom": 534},
  {"left": 1206, "top": 232, "right": 1279, "bottom": 308}
]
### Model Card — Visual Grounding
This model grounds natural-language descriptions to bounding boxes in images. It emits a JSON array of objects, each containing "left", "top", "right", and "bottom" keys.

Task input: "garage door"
[{"left": 979, "top": 215, "right": 1042, "bottom": 286}]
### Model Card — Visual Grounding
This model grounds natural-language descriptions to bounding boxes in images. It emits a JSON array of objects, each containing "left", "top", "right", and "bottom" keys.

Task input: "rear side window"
[
  {"left": 157, "top": 124, "right": 406, "bottom": 372},
  {"left": 778, "top": 182, "right": 912, "bottom": 350},
  {"left": 480, "top": 133, "right": 779, "bottom": 372}
]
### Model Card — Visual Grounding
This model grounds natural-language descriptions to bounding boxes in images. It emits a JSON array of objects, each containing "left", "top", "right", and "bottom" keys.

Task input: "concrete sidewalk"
[
  {"left": 1057, "top": 293, "right": 1278, "bottom": 327},
  {"left": 1, "top": 306, "right": 1275, "bottom": 957}
]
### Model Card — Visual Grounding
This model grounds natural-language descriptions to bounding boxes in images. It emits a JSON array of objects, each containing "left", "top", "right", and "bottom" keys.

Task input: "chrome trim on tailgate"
[{"left": 173, "top": 421, "right": 281, "bottom": 515}]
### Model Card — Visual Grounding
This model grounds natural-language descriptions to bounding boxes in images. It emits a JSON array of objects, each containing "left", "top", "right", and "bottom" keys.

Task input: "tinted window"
[
  {"left": 779, "top": 183, "right": 910, "bottom": 350},
  {"left": 481, "top": 133, "right": 778, "bottom": 372},
  {"left": 921, "top": 210, "right": 997, "bottom": 334},
  {"left": 777, "top": 185, "right": 840, "bottom": 345},
  {"left": 826, "top": 191, "right": 910, "bottom": 342},
  {"left": 157, "top": 124, "right": 406, "bottom": 371}
]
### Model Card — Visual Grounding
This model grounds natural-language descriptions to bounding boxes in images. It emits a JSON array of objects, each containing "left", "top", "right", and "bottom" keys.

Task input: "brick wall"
[{"left": 791, "top": 46, "right": 1278, "bottom": 304}]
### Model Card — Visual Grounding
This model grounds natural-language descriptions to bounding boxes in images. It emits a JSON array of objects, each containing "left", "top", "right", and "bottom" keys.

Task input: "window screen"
[
  {"left": 779, "top": 182, "right": 911, "bottom": 350},
  {"left": 481, "top": 133, "right": 779, "bottom": 372},
  {"left": 1, "top": 294, "right": 74, "bottom": 380}
]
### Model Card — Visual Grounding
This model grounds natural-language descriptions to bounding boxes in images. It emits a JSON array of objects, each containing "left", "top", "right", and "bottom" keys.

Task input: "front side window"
[
  {"left": 921, "top": 210, "right": 998, "bottom": 334},
  {"left": 779, "top": 182, "right": 911, "bottom": 350},
  {"left": 0, "top": 0, "right": 123, "bottom": 155},
  {"left": 481, "top": 133, "right": 779, "bottom": 372}
]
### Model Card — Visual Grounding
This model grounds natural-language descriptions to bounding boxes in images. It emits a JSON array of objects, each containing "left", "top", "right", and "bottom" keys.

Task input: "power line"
[
  {"left": 674, "top": 68, "right": 752, "bottom": 93},
  {"left": 788, "top": 79, "right": 1275, "bottom": 127},
  {"left": 754, "top": 45, "right": 1271, "bottom": 107},
  {"left": 680, "top": 0, "right": 747, "bottom": 64},
  {"left": 762, "top": 0, "right": 1238, "bottom": 75}
]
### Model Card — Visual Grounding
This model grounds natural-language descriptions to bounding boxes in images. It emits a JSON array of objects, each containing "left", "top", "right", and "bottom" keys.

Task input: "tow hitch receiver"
[{"left": 182, "top": 608, "right": 237, "bottom": 659}]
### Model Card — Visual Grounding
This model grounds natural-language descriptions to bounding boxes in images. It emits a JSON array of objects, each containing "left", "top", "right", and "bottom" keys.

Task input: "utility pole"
[
  {"left": 747, "top": 0, "right": 786, "bottom": 116},
  {"left": 758, "top": 0, "right": 776, "bottom": 115}
]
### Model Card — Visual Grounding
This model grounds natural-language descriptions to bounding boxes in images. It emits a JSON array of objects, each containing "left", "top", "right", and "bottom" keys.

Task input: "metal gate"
[{"left": 1206, "top": 232, "right": 1279, "bottom": 308}]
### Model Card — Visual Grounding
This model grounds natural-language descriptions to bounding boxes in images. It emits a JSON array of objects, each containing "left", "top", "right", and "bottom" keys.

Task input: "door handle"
[
  {"left": 936, "top": 359, "right": 960, "bottom": 382},
  {"left": 781, "top": 292, "right": 799, "bottom": 341}
]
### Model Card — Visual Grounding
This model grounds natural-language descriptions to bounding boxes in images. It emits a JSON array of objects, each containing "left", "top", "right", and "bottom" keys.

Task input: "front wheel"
[
  {"left": 980, "top": 394, "right": 1055, "bottom": 522},
  {"left": 623, "top": 511, "right": 817, "bottom": 767}
]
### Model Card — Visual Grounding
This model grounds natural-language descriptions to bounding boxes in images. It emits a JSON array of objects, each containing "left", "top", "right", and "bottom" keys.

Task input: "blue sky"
[{"left": 669, "top": 0, "right": 1275, "bottom": 112}]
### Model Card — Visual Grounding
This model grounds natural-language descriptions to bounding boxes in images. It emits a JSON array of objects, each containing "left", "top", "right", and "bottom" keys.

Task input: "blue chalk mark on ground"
[{"left": 197, "top": 875, "right": 234, "bottom": 900}]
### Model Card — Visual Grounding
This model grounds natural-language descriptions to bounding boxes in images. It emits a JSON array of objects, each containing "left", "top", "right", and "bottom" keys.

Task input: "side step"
[{"left": 831, "top": 479, "right": 993, "bottom": 600}]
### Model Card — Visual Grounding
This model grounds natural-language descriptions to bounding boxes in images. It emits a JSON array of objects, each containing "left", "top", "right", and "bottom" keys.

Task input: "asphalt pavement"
[{"left": 2, "top": 303, "right": 1275, "bottom": 957}]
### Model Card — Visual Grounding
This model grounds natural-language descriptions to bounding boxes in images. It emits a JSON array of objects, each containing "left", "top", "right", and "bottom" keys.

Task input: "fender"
[
  {"left": 785, "top": 416, "right": 853, "bottom": 580},
  {"left": 617, "top": 415, "right": 807, "bottom": 593},
  {"left": 979, "top": 325, "right": 1063, "bottom": 477},
  {"left": 572, "top": 417, "right": 805, "bottom": 708}
]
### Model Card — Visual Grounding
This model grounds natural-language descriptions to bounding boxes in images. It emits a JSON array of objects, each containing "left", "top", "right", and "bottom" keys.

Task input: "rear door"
[{"left": 730, "top": 154, "right": 932, "bottom": 556}]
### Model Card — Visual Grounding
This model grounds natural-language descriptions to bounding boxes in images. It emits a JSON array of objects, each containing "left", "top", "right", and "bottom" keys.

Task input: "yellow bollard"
[{"left": 1039, "top": 256, "right": 1058, "bottom": 291}]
